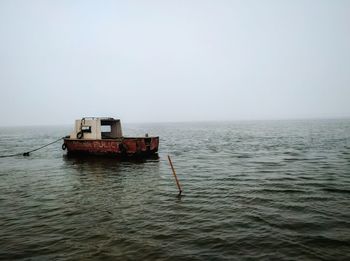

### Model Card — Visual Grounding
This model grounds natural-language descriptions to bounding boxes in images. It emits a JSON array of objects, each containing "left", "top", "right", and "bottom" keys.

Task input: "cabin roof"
[{"left": 81, "top": 117, "right": 120, "bottom": 122}]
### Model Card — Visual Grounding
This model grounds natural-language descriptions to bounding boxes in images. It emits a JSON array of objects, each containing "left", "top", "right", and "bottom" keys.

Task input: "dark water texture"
[{"left": 1, "top": 120, "right": 350, "bottom": 260}]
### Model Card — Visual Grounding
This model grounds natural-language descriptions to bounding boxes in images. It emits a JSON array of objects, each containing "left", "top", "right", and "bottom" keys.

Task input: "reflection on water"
[
  {"left": 63, "top": 153, "right": 159, "bottom": 165},
  {"left": 0, "top": 120, "right": 350, "bottom": 260},
  {"left": 63, "top": 154, "right": 159, "bottom": 174}
]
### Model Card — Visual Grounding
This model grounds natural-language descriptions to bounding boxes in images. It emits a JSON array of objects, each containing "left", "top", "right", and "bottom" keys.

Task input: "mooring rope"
[{"left": 0, "top": 137, "right": 64, "bottom": 158}]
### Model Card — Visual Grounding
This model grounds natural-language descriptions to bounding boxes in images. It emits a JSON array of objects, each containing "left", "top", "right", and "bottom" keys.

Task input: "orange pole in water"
[{"left": 167, "top": 155, "right": 182, "bottom": 196}]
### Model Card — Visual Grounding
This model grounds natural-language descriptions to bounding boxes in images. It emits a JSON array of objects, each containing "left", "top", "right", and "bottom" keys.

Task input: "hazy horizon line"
[{"left": 1, "top": 116, "right": 349, "bottom": 128}]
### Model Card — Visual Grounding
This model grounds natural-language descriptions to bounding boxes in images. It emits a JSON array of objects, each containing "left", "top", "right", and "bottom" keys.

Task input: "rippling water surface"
[{"left": 1, "top": 120, "right": 350, "bottom": 260}]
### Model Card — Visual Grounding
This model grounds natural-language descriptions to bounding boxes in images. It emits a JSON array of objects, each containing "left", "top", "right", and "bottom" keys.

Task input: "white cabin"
[{"left": 70, "top": 117, "right": 123, "bottom": 140}]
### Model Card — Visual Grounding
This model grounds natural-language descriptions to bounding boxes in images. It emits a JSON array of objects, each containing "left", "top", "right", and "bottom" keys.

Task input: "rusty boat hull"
[{"left": 63, "top": 137, "right": 159, "bottom": 158}]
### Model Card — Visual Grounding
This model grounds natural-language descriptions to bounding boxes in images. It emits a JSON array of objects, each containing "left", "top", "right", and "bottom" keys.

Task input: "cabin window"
[
  {"left": 81, "top": 126, "right": 91, "bottom": 133},
  {"left": 101, "top": 124, "right": 112, "bottom": 139},
  {"left": 101, "top": 125, "right": 111, "bottom": 132}
]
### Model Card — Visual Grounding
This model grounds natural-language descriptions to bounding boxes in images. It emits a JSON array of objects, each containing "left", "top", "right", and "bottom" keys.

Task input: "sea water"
[{"left": 0, "top": 120, "right": 349, "bottom": 260}]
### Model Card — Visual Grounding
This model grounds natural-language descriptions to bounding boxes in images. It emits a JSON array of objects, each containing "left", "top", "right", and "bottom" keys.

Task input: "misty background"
[{"left": 0, "top": 0, "right": 349, "bottom": 126}]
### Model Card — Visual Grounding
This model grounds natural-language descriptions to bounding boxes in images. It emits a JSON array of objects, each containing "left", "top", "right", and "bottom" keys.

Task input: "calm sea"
[{"left": 0, "top": 120, "right": 350, "bottom": 260}]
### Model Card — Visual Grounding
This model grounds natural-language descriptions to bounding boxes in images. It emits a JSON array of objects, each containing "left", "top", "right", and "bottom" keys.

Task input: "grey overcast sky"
[{"left": 0, "top": 0, "right": 349, "bottom": 126}]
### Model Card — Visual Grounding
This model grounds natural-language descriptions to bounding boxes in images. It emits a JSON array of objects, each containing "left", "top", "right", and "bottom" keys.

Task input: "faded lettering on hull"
[{"left": 64, "top": 137, "right": 159, "bottom": 156}]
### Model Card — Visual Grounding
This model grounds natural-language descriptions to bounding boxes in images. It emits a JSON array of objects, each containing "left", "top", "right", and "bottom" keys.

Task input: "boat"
[{"left": 62, "top": 117, "right": 159, "bottom": 157}]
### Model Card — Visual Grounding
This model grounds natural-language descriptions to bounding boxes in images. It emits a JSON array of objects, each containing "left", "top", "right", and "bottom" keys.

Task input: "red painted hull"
[{"left": 63, "top": 137, "right": 159, "bottom": 157}]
